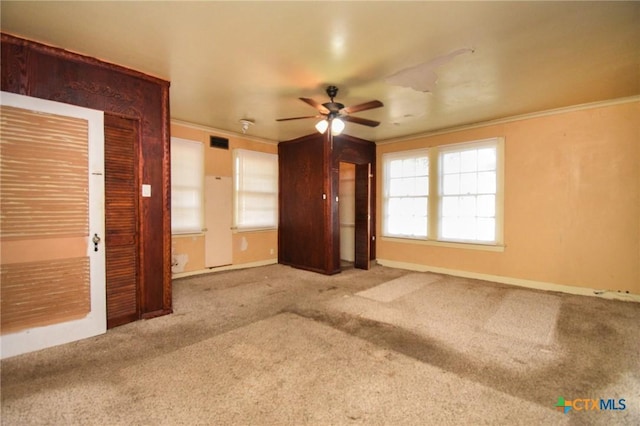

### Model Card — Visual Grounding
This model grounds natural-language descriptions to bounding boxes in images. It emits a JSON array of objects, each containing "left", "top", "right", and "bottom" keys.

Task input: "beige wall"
[
  {"left": 171, "top": 122, "right": 278, "bottom": 275},
  {"left": 376, "top": 100, "right": 640, "bottom": 295}
]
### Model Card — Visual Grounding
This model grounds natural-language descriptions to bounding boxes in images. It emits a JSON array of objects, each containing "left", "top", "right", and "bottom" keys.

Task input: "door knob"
[{"left": 92, "top": 233, "right": 101, "bottom": 252}]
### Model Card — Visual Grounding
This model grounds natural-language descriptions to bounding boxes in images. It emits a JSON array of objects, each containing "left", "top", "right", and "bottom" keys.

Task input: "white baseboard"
[
  {"left": 172, "top": 259, "right": 278, "bottom": 279},
  {"left": 376, "top": 259, "right": 640, "bottom": 303}
]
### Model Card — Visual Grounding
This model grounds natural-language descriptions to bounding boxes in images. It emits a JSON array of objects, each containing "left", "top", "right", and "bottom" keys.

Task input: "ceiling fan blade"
[
  {"left": 276, "top": 115, "right": 322, "bottom": 122},
  {"left": 341, "top": 115, "right": 381, "bottom": 127},
  {"left": 299, "top": 97, "right": 330, "bottom": 114},
  {"left": 341, "top": 100, "right": 383, "bottom": 115}
]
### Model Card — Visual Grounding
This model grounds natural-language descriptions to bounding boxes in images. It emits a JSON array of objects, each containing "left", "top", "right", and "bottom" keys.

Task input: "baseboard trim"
[
  {"left": 376, "top": 259, "right": 640, "bottom": 303},
  {"left": 172, "top": 259, "right": 278, "bottom": 279}
]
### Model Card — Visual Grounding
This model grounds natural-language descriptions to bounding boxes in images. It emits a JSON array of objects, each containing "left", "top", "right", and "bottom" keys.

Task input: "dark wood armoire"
[
  {"left": 1, "top": 33, "right": 172, "bottom": 327},
  {"left": 278, "top": 132, "right": 376, "bottom": 275}
]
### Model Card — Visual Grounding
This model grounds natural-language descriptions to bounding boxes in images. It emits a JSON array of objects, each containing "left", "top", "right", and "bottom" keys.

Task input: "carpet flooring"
[{"left": 1, "top": 263, "right": 639, "bottom": 425}]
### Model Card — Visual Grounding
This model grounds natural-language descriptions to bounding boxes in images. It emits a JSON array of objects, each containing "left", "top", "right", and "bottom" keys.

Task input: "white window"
[
  {"left": 170, "top": 137, "right": 204, "bottom": 234},
  {"left": 233, "top": 149, "right": 278, "bottom": 230},
  {"left": 439, "top": 141, "right": 499, "bottom": 243},
  {"left": 382, "top": 138, "right": 503, "bottom": 247},
  {"left": 382, "top": 149, "right": 429, "bottom": 238}
]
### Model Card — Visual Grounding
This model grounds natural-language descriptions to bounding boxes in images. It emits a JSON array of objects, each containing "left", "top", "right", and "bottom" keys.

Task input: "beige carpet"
[{"left": 1, "top": 264, "right": 639, "bottom": 425}]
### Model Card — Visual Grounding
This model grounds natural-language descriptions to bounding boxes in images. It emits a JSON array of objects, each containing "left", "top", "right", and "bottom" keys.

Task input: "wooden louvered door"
[{"left": 104, "top": 114, "right": 140, "bottom": 328}]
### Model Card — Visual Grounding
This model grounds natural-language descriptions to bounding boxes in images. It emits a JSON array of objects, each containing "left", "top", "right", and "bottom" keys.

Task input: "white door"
[
  {"left": 205, "top": 176, "right": 233, "bottom": 267},
  {"left": 0, "top": 91, "right": 106, "bottom": 359}
]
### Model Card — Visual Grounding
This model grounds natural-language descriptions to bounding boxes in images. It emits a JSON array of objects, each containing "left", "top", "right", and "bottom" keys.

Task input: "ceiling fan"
[{"left": 276, "top": 86, "right": 383, "bottom": 135}]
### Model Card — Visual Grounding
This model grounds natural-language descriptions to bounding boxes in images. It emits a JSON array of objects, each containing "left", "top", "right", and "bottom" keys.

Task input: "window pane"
[
  {"left": 442, "top": 196, "right": 459, "bottom": 217},
  {"left": 460, "top": 172, "right": 477, "bottom": 194},
  {"left": 477, "top": 195, "right": 496, "bottom": 217},
  {"left": 389, "top": 177, "right": 405, "bottom": 196},
  {"left": 459, "top": 218, "right": 476, "bottom": 239},
  {"left": 460, "top": 150, "right": 477, "bottom": 172},
  {"left": 477, "top": 148, "right": 496, "bottom": 171},
  {"left": 442, "top": 174, "right": 459, "bottom": 195},
  {"left": 438, "top": 140, "right": 500, "bottom": 243},
  {"left": 402, "top": 158, "right": 416, "bottom": 176},
  {"left": 388, "top": 198, "right": 404, "bottom": 217},
  {"left": 383, "top": 150, "right": 429, "bottom": 239},
  {"left": 410, "top": 216, "right": 427, "bottom": 237},
  {"left": 443, "top": 152, "right": 460, "bottom": 173},
  {"left": 416, "top": 176, "right": 429, "bottom": 196},
  {"left": 477, "top": 218, "right": 496, "bottom": 241},
  {"left": 478, "top": 171, "right": 496, "bottom": 193},
  {"left": 442, "top": 217, "right": 459, "bottom": 239},
  {"left": 459, "top": 196, "right": 477, "bottom": 217},
  {"left": 415, "top": 156, "right": 429, "bottom": 175},
  {"left": 405, "top": 177, "right": 418, "bottom": 196},
  {"left": 389, "top": 159, "right": 404, "bottom": 178},
  {"left": 411, "top": 197, "right": 428, "bottom": 217}
]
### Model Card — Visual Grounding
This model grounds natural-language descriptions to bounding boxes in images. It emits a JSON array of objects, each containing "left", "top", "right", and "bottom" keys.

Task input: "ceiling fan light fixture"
[
  {"left": 331, "top": 118, "right": 345, "bottom": 135},
  {"left": 315, "top": 119, "right": 329, "bottom": 134}
]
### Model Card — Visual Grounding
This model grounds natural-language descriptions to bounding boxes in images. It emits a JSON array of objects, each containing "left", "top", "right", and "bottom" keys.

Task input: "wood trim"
[{"left": 1, "top": 32, "right": 168, "bottom": 86}]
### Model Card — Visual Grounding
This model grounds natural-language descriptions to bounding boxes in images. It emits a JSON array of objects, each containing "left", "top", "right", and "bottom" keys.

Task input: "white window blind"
[
  {"left": 171, "top": 137, "right": 204, "bottom": 234},
  {"left": 382, "top": 149, "right": 429, "bottom": 238},
  {"left": 233, "top": 149, "right": 278, "bottom": 230}
]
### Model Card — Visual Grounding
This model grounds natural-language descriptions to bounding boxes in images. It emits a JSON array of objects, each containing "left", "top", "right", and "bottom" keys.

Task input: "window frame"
[
  {"left": 381, "top": 148, "right": 430, "bottom": 239},
  {"left": 232, "top": 148, "right": 279, "bottom": 232},
  {"left": 381, "top": 137, "right": 504, "bottom": 250},
  {"left": 170, "top": 137, "right": 205, "bottom": 235}
]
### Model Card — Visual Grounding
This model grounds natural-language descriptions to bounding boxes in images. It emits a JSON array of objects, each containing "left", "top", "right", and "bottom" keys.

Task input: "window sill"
[
  {"left": 172, "top": 231, "right": 205, "bottom": 238},
  {"left": 232, "top": 227, "right": 278, "bottom": 233},
  {"left": 380, "top": 236, "right": 505, "bottom": 252}
]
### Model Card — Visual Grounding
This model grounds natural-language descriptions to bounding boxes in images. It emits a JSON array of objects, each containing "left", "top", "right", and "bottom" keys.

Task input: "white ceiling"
[{"left": 1, "top": 1, "right": 639, "bottom": 142}]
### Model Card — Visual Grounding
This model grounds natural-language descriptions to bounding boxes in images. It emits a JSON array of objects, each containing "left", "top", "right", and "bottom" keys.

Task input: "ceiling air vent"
[{"left": 210, "top": 136, "right": 229, "bottom": 150}]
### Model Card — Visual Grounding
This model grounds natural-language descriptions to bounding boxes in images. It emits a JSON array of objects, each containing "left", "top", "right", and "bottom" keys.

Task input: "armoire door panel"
[{"left": 354, "top": 163, "right": 371, "bottom": 270}]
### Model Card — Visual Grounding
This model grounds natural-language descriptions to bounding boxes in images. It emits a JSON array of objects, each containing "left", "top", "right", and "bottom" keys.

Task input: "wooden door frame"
[{"left": 331, "top": 134, "right": 376, "bottom": 272}]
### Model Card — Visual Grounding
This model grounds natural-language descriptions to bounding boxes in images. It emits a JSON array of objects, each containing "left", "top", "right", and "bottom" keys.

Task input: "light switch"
[{"left": 142, "top": 184, "right": 151, "bottom": 197}]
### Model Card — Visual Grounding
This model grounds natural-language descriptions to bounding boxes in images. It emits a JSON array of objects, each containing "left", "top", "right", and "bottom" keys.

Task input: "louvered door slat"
[{"left": 104, "top": 115, "right": 139, "bottom": 328}]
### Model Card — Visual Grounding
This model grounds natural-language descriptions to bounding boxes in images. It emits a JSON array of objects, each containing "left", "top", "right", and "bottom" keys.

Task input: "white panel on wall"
[{"left": 205, "top": 176, "right": 233, "bottom": 268}]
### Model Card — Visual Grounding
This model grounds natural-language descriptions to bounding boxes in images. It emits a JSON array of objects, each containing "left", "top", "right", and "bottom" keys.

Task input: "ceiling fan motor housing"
[
  {"left": 326, "top": 85, "right": 339, "bottom": 99},
  {"left": 324, "top": 86, "right": 343, "bottom": 116}
]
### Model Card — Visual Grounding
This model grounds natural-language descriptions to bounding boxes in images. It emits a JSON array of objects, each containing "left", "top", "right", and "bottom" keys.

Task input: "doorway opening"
[{"left": 339, "top": 162, "right": 356, "bottom": 269}]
